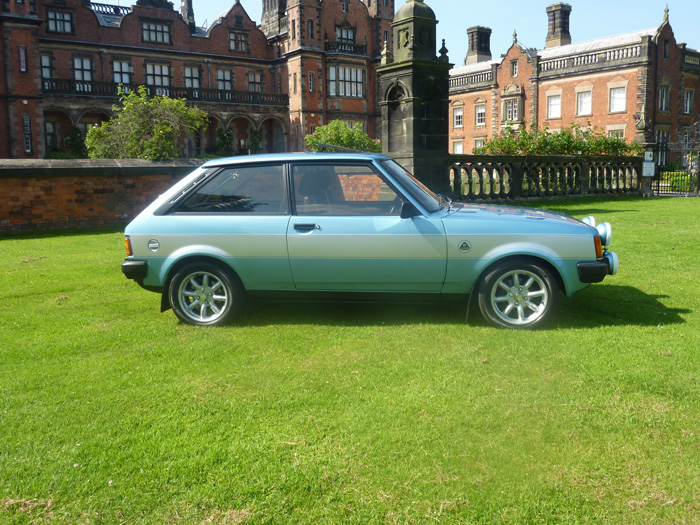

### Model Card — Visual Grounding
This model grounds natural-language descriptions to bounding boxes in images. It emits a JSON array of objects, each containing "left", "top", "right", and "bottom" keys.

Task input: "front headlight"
[
  {"left": 581, "top": 216, "right": 596, "bottom": 227},
  {"left": 596, "top": 222, "right": 612, "bottom": 247}
]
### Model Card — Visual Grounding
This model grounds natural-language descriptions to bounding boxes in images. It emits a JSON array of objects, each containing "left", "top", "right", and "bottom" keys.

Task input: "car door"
[{"left": 286, "top": 162, "right": 447, "bottom": 292}]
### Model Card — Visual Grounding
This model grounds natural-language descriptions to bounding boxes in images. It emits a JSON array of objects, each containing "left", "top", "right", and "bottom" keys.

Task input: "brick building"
[
  {"left": 0, "top": 0, "right": 393, "bottom": 159},
  {"left": 448, "top": 3, "right": 700, "bottom": 165}
]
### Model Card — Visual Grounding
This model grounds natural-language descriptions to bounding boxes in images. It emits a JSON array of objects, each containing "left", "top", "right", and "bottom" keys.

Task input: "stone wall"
[{"left": 0, "top": 159, "right": 202, "bottom": 233}]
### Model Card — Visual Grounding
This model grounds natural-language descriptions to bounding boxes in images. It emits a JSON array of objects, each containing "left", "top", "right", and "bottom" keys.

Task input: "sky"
[{"left": 189, "top": 0, "right": 699, "bottom": 66}]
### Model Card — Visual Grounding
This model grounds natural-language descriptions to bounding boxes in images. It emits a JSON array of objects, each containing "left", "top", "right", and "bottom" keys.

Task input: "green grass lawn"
[{"left": 1, "top": 195, "right": 699, "bottom": 523}]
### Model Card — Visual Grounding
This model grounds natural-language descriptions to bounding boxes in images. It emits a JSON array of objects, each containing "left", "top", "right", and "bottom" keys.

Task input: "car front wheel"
[
  {"left": 168, "top": 263, "right": 242, "bottom": 326},
  {"left": 478, "top": 261, "right": 558, "bottom": 329}
]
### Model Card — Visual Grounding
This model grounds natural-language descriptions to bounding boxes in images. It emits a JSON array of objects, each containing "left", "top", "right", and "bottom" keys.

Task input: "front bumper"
[
  {"left": 577, "top": 252, "right": 618, "bottom": 283},
  {"left": 122, "top": 259, "right": 148, "bottom": 281}
]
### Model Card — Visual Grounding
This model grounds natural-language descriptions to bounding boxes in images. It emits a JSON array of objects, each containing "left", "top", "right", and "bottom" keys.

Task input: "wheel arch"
[
  {"left": 476, "top": 254, "right": 567, "bottom": 297},
  {"left": 160, "top": 255, "right": 243, "bottom": 312}
]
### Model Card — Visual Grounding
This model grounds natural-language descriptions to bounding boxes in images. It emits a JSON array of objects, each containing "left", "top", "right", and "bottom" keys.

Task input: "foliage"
[
  {"left": 85, "top": 86, "right": 208, "bottom": 161},
  {"left": 66, "top": 126, "right": 88, "bottom": 158},
  {"left": 2, "top": 197, "right": 700, "bottom": 521},
  {"left": 249, "top": 129, "right": 263, "bottom": 154},
  {"left": 305, "top": 119, "right": 381, "bottom": 153},
  {"left": 45, "top": 150, "right": 84, "bottom": 160},
  {"left": 214, "top": 128, "right": 235, "bottom": 157},
  {"left": 474, "top": 124, "right": 643, "bottom": 156}
]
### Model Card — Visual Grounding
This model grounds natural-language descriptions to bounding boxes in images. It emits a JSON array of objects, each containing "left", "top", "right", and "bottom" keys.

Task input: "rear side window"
[
  {"left": 292, "top": 163, "right": 400, "bottom": 216},
  {"left": 174, "top": 164, "right": 287, "bottom": 214}
]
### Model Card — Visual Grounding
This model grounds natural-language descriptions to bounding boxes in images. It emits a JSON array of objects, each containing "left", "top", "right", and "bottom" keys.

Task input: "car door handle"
[{"left": 293, "top": 223, "right": 317, "bottom": 231}]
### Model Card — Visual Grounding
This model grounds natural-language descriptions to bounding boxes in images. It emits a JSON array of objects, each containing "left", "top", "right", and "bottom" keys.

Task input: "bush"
[
  {"left": 305, "top": 120, "right": 381, "bottom": 153},
  {"left": 474, "top": 124, "right": 642, "bottom": 157},
  {"left": 86, "top": 86, "right": 208, "bottom": 161}
]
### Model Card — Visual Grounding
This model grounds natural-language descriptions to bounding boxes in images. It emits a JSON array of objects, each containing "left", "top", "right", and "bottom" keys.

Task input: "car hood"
[{"left": 446, "top": 202, "right": 584, "bottom": 225}]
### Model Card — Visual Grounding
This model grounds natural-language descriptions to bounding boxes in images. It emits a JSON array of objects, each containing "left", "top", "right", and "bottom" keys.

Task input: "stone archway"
[
  {"left": 259, "top": 116, "right": 287, "bottom": 153},
  {"left": 43, "top": 108, "right": 74, "bottom": 155}
]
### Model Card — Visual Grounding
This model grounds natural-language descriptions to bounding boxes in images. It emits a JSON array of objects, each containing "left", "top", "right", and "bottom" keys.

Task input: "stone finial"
[
  {"left": 663, "top": 4, "right": 669, "bottom": 23},
  {"left": 381, "top": 39, "right": 393, "bottom": 65},
  {"left": 513, "top": 30, "right": 518, "bottom": 44},
  {"left": 439, "top": 39, "right": 449, "bottom": 63}
]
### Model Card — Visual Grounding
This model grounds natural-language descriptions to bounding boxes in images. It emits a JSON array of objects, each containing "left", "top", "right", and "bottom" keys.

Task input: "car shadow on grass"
[{"left": 235, "top": 285, "right": 688, "bottom": 329}]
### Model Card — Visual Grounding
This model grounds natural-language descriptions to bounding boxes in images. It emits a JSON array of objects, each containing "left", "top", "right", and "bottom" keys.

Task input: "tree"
[
  {"left": 86, "top": 86, "right": 208, "bottom": 161},
  {"left": 305, "top": 120, "right": 381, "bottom": 153},
  {"left": 474, "top": 124, "right": 642, "bottom": 157}
]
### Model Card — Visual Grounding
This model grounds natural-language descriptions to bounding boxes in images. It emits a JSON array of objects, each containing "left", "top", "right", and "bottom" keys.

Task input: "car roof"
[{"left": 201, "top": 152, "right": 391, "bottom": 168}]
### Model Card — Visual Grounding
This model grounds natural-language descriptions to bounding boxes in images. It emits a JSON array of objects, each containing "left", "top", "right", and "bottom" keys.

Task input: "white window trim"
[{"left": 576, "top": 90, "right": 592, "bottom": 116}]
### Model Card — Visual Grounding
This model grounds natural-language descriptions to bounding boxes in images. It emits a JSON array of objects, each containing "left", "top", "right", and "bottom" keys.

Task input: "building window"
[
  {"left": 656, "top": 128, "right": 669, "bottom": 166},
  {"left": 608, "top": 129, "right": 624, "bottom": 139},
  {"left": 142, "top": 20, "right": 171, "bottom": 44},
  {"left": 453, "top": 141, "right": 463, "bottom": 154},
  {"left": 474, "top": 139, "right": 485, "bottom": 151},
  {"left": 248, "top": 72, "right": 263, "bottom": 92},
  {"left": 22, "top": 114, "right": 33, "bottom": 154},
  {"left": 229, "top": 31, "right": 250, "bottom": 52},
  {"left": 113, "top": 61, "right": 130, "bottom": 85},
  {"left": 308, "top": 19, "right": 314, "bottom": 40},
  {"left": 504, "top": 99, "right": 519, "bottom": 121},
  {"left": 18, "top": 47, "right": 28, "bottom": 73},
  {"left": 659, "top": 86, "right": 670, "bottom": 112},
  {"left": 510, "top": 60, "right": 518, "bottom": 77},
  {"left": 45, "top": 122, "right": 57, "bottom": 152},
  {"left": 663, "top": 39, "right": 669, "bottom": 59},
  {"left": 146, "top": 63, "right": 170, "bottom": 96},
  {"left": 453, "top": 107, "right": 463, "bottom": 128},
  {"left": 336, "top": 26, "right": 356, "bottom": 42},
  {"left": 685, "top": 90, "right": 694, "bottom": 114},
  {"left": 609, "top": 87, "right": 626, "bottom": 113},
  {"left": 291, "top": 20, "right": 296, "bottom": 40},
  {"left": 74, "top": 57, "right": 92, "bottom": 92},
  {"left": 475, "top": 104, "right": 486, "bottom": 125},
  {"left": 547, "top": 94, "right": 561, "bottom": 119},
  {"left": 293, "top": 73, "right": 297, "bottom": 94},
  {"left": 185, "top": 67, "right": 200, "bottom": 90},
  {"left": 217, "top": 70, "right": 232, "bottom": 90},
  {"left": 576, "top": 91, "right": 592, "bottom": 116},
  {"left": 341, "top": 0, "right": 348, "bottom": 13},
  {"left": 41, "top": 55, "right": 52, "bottom": 89},
  {"left": 309, "top": 72, "right": 316, "bottom": 93},
  {"left": 47, "top": 10, "right": 73, "bottom": 33},
  {"left": 328, "top": 65, "right": 365, "bottom": 98}
]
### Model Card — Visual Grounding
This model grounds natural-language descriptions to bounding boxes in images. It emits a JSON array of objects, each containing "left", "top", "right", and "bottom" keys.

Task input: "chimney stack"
[
  {"left": 545, "top": 3, "right": 572, "bottom": 48},
  {"left": 465, "top": 26, "right": 492, "bottom": 65},
  {"left": 181, "top": 0, "right": 195, "bottom": 31}
]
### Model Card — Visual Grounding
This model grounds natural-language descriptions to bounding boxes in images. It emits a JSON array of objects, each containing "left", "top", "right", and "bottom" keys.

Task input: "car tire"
[
  {"left": 168, "top": 263, "right": 243, "bottom": 326},
  {"left": 478, "top": 260, "right": 558, "bottom": 329}
]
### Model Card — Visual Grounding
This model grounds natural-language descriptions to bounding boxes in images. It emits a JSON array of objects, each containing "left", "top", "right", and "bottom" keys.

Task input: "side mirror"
[{"left": 400, "top": 201, "right": 421, "bottom": 219}]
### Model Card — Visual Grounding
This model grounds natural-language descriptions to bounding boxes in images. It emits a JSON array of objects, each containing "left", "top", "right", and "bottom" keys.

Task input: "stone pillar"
[{"left": 377, "top": 0, "right": 453, "bottom": 193}]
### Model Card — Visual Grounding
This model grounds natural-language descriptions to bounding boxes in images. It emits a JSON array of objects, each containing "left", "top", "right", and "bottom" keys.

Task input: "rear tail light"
[
  {"left": 594, "top": 235, "right": 604, "bottom": 259},
  {"left": 124, "top": 236, "right": 133, "bottom": 257}
]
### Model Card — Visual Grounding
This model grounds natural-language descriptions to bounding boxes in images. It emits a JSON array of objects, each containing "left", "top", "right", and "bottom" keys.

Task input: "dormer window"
[
  {"left": 336, "top": 26, "right": 356, "bottom": 43},
  {"left": 141, "top": 20, "right": 171, "bottom": 44},
  {"left": 230, "top": 30, "right": 250, "bottom": 52},
  {"left": 47, "top": 9, "right": 73, "bottom": 34}
]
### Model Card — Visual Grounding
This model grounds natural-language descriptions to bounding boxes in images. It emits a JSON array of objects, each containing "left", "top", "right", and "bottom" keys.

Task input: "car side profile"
[{"left": 121, "top": 153, "right": 618, "bottom": 329}]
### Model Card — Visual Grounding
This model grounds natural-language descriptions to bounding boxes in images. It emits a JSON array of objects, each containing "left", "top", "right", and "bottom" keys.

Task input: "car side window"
[
  {"left": 175, "top": 164, "right": 286, "bottom": 214},
  {"left": 293, "top": 164, "right": 401, "bottom": 216}
]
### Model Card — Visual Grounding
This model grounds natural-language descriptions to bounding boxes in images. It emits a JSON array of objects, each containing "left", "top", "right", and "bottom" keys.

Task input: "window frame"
[
  {"left": 475, "top": 104, "right": 486, "bottom": 126},
  {"left": 141, "top": 19, "right": 172, "bottom": 45},
  {"left": 73, "top": 57, "right": 92, "bottom": 93},
  {"left": 145, "top": 63, "right": 171, "bottom": 96},
  {"left": 609, "top": 86, "right": 626, "bottom": 113},
  {"left": 248, "top": 71, "right": 263, "bottom": 92},
  {"left": 327, "top": 65, "right": 365, "bottom": 98},
  {"left": 685, "top": 89, "right": 694, "bottom": 114},
  {"left": 547, "top": 94, "right": 561, "bottom": 119},
  {"left": 453, "top": 107, "right": 463, "bottom": 128},
  {"left": 47, "top": 9, "right": 73, "bottom": 34},
  {"left": 576, "top": 90, "right": 592, "bottom": 116},
  {"left": 229, "top": 30, "right": 250, "bottom": 53},
  {"left": 659, "top": 85, "right": 670, "bottom": 112}
]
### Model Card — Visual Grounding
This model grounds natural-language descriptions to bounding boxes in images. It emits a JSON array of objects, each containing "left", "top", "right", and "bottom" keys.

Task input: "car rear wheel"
[
  {"left": 478, "top": 261, "right": 558, "bottom": 329},
  {"left": 168, "top": 263, "right": 243, "bottom": 326}
]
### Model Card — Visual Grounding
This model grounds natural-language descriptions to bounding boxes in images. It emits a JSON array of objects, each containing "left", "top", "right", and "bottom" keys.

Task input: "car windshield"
[{"left": 379, "top": 159, "right": 443, "bottom": 213}]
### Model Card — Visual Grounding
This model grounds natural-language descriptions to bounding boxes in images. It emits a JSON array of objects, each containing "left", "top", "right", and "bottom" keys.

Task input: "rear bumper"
[
  {"left": 122, "top": 259, "right": 148, "bottom": 281},
  {"left": 577, "top": 252, "right": 619, "bottom": 283}
]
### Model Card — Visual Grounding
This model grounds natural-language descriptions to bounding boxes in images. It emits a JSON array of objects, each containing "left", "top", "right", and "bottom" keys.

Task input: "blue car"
[{"left": 121, "top": 153, "right": 618, "bottom": 329}]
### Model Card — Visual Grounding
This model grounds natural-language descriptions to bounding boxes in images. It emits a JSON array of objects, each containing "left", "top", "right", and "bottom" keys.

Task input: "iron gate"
[{"left": 653, "top": 144, "right": 699, "bottom": 196}]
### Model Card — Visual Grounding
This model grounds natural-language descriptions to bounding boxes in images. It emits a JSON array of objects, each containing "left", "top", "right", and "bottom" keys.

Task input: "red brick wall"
[{"left": 0, "top": 160, "right": 200, "bottom": 232}]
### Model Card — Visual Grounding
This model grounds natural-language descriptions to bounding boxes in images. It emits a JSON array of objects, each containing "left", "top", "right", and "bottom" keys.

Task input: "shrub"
[{"left": 305, "top": 120, "right": 381, "bottom": 153}]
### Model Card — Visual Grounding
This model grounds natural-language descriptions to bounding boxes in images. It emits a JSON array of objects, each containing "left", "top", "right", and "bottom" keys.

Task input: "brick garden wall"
[{"left": 0, "top": 159, "right": 202, "bottom": 232}]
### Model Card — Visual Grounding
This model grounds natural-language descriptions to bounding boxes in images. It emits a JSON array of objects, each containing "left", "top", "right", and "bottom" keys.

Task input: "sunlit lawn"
[{"left": 1, "top": 195, "right": 699, "bottom": 523}]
